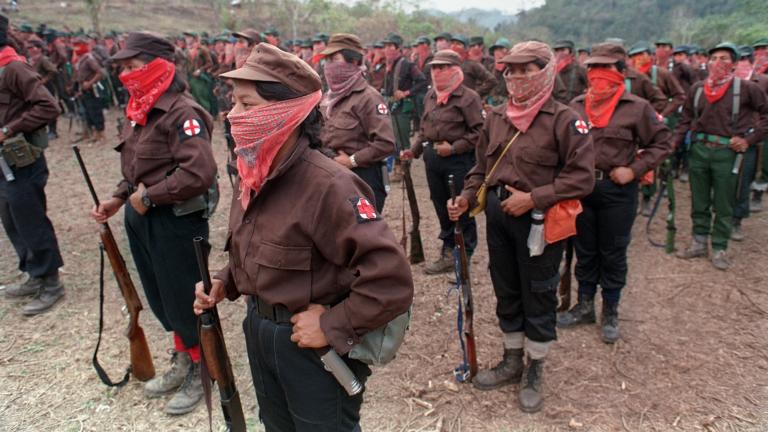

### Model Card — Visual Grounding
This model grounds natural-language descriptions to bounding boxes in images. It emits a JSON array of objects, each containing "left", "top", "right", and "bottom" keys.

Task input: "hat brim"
[
  {"left": 321, "top": 43, "right": 363, "bottom": 56},
  {"left": 427, "top": 59, "right": 457, "bottom": 66},
  {"left": 232, "top": 31, "right": 255, "bottom": 42},
  {"left": 219, "top": 66, "right": 280, "bottom": 82},
  {"left": 111, "top": 48, "right": 142, "bottom": 61},
  {"left": 583, "top": 56, "right": 619, "bottom": 65},
  {"left": 500, "top": 53, "right": 538, "bottom": 64}
]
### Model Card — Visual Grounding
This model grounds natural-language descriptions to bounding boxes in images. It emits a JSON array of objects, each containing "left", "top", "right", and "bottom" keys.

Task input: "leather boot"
[
  {"left": 144, "top": 351, "right": 191, "bottom": 398},
  {"left": 165, "top": 361, "right": 203, "bottom": 415},
  {"left": 4, "top": 275, "right": 43, "bottom": 300},
  {"left": 518, "top": 358, "right": 544, "bottom": 413},
  {"left": 22, "top": 273, "right": 64, "bottom": 316},
  {"left": 711, "top": 249, "right": 730, "bottom": 271},
  {"left": 425, "top": 247, "right": 453, "bottom": 275},
  {"left": 556, "top": 298, "right": 595, "bottom": 328},
  {"left": 601, "top": 302, "right": 620, "bottom": 344},
  {"left": 676, "top": 237, "right": 708, "bottom": 259},
  {"left": 473, "top": 348, "right": 524, "bottom": 390}
]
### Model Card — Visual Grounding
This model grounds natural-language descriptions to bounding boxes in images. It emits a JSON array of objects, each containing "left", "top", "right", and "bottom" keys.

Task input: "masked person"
[
  {"left": 553, "top": 40, "right": 588, "bottom": 104},
  {"left": 403, "top": 50, "right": 483, "bottom": 274},
  {"left": 450, "top": 34, "right": 497, "bottom": 101},
  {"left": 319, "top": 33, "right": 396, "bottom": 213},
  {"left": 194, "top": 43, "right": 413, "bottom": 432},
  {"left": 0, "top": 13, "right": 64, "bottom": 316},
  {"left": 674, "top": 43, "right": 768, "bottom": 270},
  {"left": 486, "top": 38, "right": 511, "bottom": 108},
  {"left": 90, "top": 32, "right": 218, "bottom": 415},
  {"left": 557, "top": 43, "right": 672, "bottom": 342},
  {"left": 750, "top": 38, "right": 768, "bottom": 212},
  {"left": 447, "top": 41, "right": 594, "bottom": 413},
  {"left": 72, "top": 36, "right": 105, "bottom": 143}
]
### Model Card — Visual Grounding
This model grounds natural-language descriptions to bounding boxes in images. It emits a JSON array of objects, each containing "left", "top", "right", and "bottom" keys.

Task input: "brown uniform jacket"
[
  {"left": 643, "top": 65, "right": 686, "bottom": 117},
  {"left": 624, "top": 68, "right": 668, "bottom": 114},
  {"left": 673, "top": 61, "right": 699, "bottom": 94},
  {"left": 214, "top": 136, "right": 414, "bottom": 355},
  {"left": 674, "top": 78, "right": 768, "bottom": 148},
  {"left": 751, "top": 73, "right": 768, "bottom": 95},
  {"left": 112, "top": 91, "right": 217, "bottom": 205},
  {"left": 413, "top": 84, "right": 484, "bottom": 157},
  {"left": 555, "top": 62, "right": 588, "bottom": 104},
  {"left": 0, "top": 61, "right": 59, "bottom": 135},
  {"left": 320, "top": 79, "right": 396, "bottom": 167},
  {"left": 571, "top": 93, "right": 673, "bottom": 179},
  {"left": 75, "top": 53, "right": 102, "bottom": 85},
  {"left": 31, "top": 55, "right": 57, "bottom": 85},
  {"left": 461, "top": 97, "right": 595, "bottom": 210},
  {"left": 461, "top": 59, "right": 497, "bottom": 100}
]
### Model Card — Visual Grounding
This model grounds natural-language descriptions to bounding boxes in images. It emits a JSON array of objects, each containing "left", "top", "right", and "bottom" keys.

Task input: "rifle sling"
[{"left": 92, "top": 243, "right": 131, "bottom": 387}]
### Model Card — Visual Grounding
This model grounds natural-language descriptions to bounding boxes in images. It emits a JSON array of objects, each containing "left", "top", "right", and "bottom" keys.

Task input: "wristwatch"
[
  {"left": 349, "top": 154, "right": 358, "bottom": 168},
  {"left": 1, "top": 126, "right": 10, "bottom": 136},
  {"left": 141, "top": 190, "right": 154, "bottom": 209}
]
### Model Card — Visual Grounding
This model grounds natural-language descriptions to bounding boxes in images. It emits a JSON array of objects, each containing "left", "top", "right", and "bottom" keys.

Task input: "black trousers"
[
  {"left": 574, "top": 179, "right": 638, "bottom": 304},
  {"left": 423, "top": 147, "right": 477, "bottom": 253},
  {"left": 243, "top": 300, "right": 370, "bottom": 432},
  {"left": 352, "top": 164, "right": 386, "bottom": 214},
  {"left": 0, "top": 155, "right": 63, "bottom": 278},
  {"left": 81, "top": 89, "right": 105, "bottom": 131},
  {"left": 124, "top": 205, "right": 208, "bottom": 347},
  {"left": 486, "top": 191, "right": 562, "bottom": 342}
]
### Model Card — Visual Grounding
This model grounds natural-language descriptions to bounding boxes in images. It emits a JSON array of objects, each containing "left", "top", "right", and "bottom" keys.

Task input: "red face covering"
[
  {"left": 504, "top": 58, "right": 556, "bottom": 133},
  {"left": 585, "top": 68, "right": 626, "bottom": 128},
  {"left": 74, "top": 42, "right": 89, "bottom": 56},
  {"left": 322, "top": 60, "right": 365, "bottom": 113},
  {"left": 415, "top": 44, "right": 430, "bottom": 70},
  {"left": 704, "top": 60, "right": 735, "bottom": 104},
  {"left": 631, "top": 54, "right": 653, "bottom": 75},
  {"left": 493, "top": 50, "right": 507, "bottom": 72},
  {"left": 656, "top": 48, "right": 671, "bottom": 69},
  {"left": 0, "top": 46, "right": 26, "bottom": 67},
  {"left": 755, "top": 49, "right": 768, "bottom": 75},
  {"left": 228, "top": 90, "right": 322, "bottom": 209},
  {"left": 468, "top": 45, "right": 484, "bottom": 63},
  {"left": 119, "top": 58, "right": 176, "bottom": 126},
  {"left": 555, "top": 51, "right": 573, "bottom": 73},
  {"left": 431, "top": 66, "right": 464, "bottom": 105}
]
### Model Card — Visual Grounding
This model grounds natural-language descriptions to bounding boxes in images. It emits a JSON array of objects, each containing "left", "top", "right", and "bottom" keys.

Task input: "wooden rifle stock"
[
  {"left": 402, "top": 160, "right": 425, "bottom": 264},
  {"left": 557, "top": 239, "right": 574, "bottom": 312},
  {"left": 193, "top": 238, "right": 247, "bottom": 432},
  {"left": 72, "top": 145, "right": 155, "bottom": 385},
  {"left": 448, "top": 175, "right": 477, "bottom": 380}
]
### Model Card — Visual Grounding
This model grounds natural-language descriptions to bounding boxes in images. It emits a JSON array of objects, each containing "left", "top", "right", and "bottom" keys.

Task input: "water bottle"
[{"left": 527, "top": 209, "right": 546, "bottom": 257}]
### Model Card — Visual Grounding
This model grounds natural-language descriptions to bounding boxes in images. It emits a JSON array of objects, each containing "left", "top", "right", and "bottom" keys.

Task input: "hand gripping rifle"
[
  {"left": 402, "top": 159, "right": 425, "bottom": 264},
  {"left": 193, "top": 237, "right": 247, "bottom": 432},
  {"left": 72, "top": 145, "right": 155, "bottom": 387},
  {"left": 448, "top": 175, "right": 477, "bottom": 382}
]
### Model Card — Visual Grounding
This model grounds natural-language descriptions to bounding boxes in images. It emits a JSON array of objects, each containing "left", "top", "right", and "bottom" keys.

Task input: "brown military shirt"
[
  {"left": 214, "top": 136, "right": 414, "bottom": 355},
  {"left": 112, "top": 91, "right": 217, "bottom": 205},
  {"left": 461, "top": 59, "right": 497, "bottom": 100},
  {"left": 461, "top": 97, "right": 595, "bottom": 210},
  {"left": 0, "top": 61, "right": 59, "bottom": 136},
  {"left": 751, "top": 73, "right": 768, "bottom": 95},
  {"left": 571, "top": 92, "right": 673, "bottom": 179},
  {"left": 555, "top": 62, "right": 588, "bottom": 104},
  {"left": 673, "top": 61, "right": 699, "bottom": 94},
  {"left": 413, "top": 84, "right": 484, "bottom": 157},
  {"left": 31, "top": 55, "right": 57, "bottom": 85},
  {"left": 674, "top": 78, "right": 768, "bottom": 148},
  {"left": 624, "top": 68, "right": 668, "bottom": 114},
  {"left": 75, "top": 53, "right": 102, "bottom": 85},
  {"left": 320, "top": 79, "right": 396, "bottom": 167},
  {"left": 643, "top": 65, "right": 686, "bottom": 117}
]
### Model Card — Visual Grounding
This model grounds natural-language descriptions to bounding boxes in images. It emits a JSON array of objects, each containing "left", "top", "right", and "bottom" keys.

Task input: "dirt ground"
[{"left": 1, "top": 109, "right": 766, "bottom": 432}]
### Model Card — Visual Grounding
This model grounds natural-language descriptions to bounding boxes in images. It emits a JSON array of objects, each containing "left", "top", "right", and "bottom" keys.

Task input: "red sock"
[{"left": 173, "top": 332, "right": 201, "bottom": 363}]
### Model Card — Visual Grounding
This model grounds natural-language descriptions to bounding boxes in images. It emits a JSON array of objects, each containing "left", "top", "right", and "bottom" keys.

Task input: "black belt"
[
  {"left": 595, "top": 169, "right": 608, "bottom": 181},
  {"left": 249, "top": 296, "right": 294, "bottom": 324},
  {"left": 490, "top": 184, "right": 511, "bottom": 201}
]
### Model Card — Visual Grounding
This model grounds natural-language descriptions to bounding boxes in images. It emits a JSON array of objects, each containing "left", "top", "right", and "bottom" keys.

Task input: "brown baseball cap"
[
  {"left": 220, "top": 42, "right": 322, "bottom": 96},
  {"left": 111, "top": 31, "right": 175, "bottom": 61},
  {"left": 428, "top": 49, "right": 461, "bottom": 66},
  {"left": 232, "top": 28, "right": 261, "bottom": 44},
  {"left": 321, "top": 33, "right": 364, "bottom": 56},
  {"left": 500, "top": 41, "right": 552, "bottom": 64},
  {"left": 584, "top": 43, "right": 627, "bottom": 65}
]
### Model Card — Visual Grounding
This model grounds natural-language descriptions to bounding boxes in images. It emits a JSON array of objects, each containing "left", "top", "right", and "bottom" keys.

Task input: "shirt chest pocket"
[
  {"left": 135, "top": 139, "right": 174, "bottom": 161},
  {"left": 595, "top": 127, "right": 635, "bottom": 165},
  {"left": 329, "top": 113, "right": 359, "bottom": 131},
  {"left": 247, "top": 241, "right": 312, "bottom": 304}
]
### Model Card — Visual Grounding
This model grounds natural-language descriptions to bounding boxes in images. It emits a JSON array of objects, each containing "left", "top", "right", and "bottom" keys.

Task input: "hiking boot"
[
  {"left": 144, "top": 351, "right": 191, "bottom": 398},
  {"left": 164, "top": 361, "right": 203, "bottom": 415},
  {"left": 676, "top": 238, "right": 707, "bottom": 259},
  {"left": 425, "top": 247, "right": 453, "bottom": 275},
  {"left": 711, "top": 249, "right": 730, "bottom": 271},
  {"left": 473, "top": 348, "right": 524, "bottom": 391},
  {"left": 750, "top": 191, "right": 763, "bottom": 213},
  {"left": 4, "top": 275, "right": 43, "bottom": 299},
  {"left": 21, "top": 273, "right": 64, "bottom": 316},
  {"left": 640, "top": 197, "right": 652, "bottom": 217},
  {"left": 556, "top": 298, "right": 595, "bottom": 328},
  {"left": 601, "top": 302, "right": 620, "bottom": 344},
  {"left": 731, "top": 225, "right": 744, "bottom": 242},
  {"left": 518, "top": 358, "right": 544, "bottom": 413}
]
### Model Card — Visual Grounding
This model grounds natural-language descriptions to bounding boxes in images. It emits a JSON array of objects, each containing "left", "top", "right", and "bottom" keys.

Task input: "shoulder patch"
[
  {"left": 481, "top": 109, "right": 487, "bottom": 120},
  {"left": 653, "top": 112, "right": 665, "bottom": 124},
  {"left": 177, "top": 118, "right": 207, "bottom": 142},
  {"left": 349, "top": 195, "right": 380, "bottom": 223},
  {"left": 376, "top": 103, "right": 389, "bottom": 115},
  {"left": 573, "top": 119, "right": 590, "bottom": 135}
]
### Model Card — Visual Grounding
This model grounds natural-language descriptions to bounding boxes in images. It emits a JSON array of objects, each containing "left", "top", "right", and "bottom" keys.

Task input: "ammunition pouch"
[
  {"left": 348, "top": 308, "right": 411, "bottom": 366},
  {"left": 1, "top": 134, "right": 42, "bottom": 168}
]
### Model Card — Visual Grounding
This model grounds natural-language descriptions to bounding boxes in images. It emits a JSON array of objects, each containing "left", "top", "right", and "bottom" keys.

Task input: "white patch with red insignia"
[
  {"left": 655, "top": 112, "right": 665, "bottom": 123},
  {"left": 350, "top": 196, "right": 380, "bottom": 223},
  {"left": 573, "top": 119, "right": 590, "bottom": 135},
  {"left": 183, "top": 119, "right": 202, "bottom": 136},
  {"left": 377, "top": 103, "right": 389, "bottom": 115}
]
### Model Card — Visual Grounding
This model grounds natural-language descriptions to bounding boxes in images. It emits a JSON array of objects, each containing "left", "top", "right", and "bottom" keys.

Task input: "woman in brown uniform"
[
  {"left": 194, "top": 43, "right": 413, "bottom": 431},
  {"left": 319, "top": 33, "right": 396, "bottom": 213},
  {"left": 447, "top": 41, "right": 594, "bottom": 412},
  {"left": 404, "top": 49, "right": 484, "bottom": 274},
  {"left": 91, "top": 32, "right": 217, "bottom": 415}
]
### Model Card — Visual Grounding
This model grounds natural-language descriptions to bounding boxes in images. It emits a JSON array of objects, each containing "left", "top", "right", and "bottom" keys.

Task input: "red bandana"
[
  {"left": 632, "top": 56, "right": 653, "bottom": 75},
  {"left": 468, "top": 46, "right": 484, "bottom": 63},
  {"left": 312, "top": 53, "right": 325, "bottom": 66},
  {"left": 0, "top": 46, "right": 25, "bottom": 67},
  {"left": 504, "top": 56, "right": 556, "bottom": 133},
  {"left": 755, "top": 50, "right": 768, "bottom": 75},
  {"left": 415, "top": 45, "right": 430, "bottom": 71},
  {"left": 704, "top": 61, "right": 734, "bottom": 104},
  {"left": 585, "top": 68, "right": 625, "bottom": 128},
  {"left": 555, "top": 51, "right": 573, "bottom": 74},
  {"left": 656, "top": 50, "right": 671, "bottom": 69},
  {"left": 119, "top": 58, "right": 176, "bottom": 126},
  {"left": 451, "top": 45, "right": 468, "bottom": 62},
  {"left": 228, "top": 90, "right": 322, "bottom": 209},
  {"left": 322, "top": 61, "right": 365, "bottom": 113},
  {"left": 431, "top": 66, "right": 464, "bottom": 105}
]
